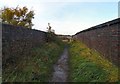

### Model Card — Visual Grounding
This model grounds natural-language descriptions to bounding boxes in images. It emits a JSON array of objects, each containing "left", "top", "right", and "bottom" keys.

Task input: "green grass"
[
  {"left": 3, "top": 41, "right": 64, "bottom": 82},
  {"left": 0, "top": 77, "right": 1, "bottom": 84},
  {"left": 68, "top": 40, "right": 119, "bottom": 82}
]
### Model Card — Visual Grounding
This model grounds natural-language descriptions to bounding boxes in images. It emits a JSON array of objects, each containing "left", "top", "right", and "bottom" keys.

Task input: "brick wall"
[
  {"left": 73, "top": 18, "right": 120, "bottom": 67},
  {"left": 2, "top": 23, "right": 47, "bottom": 68}
]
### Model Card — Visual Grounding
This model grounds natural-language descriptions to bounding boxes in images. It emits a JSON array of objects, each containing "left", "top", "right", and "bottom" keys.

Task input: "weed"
[
  {"left": 69, "top": 40, "right": 119, "bottom": 82},
  {"left": 3, "top": 38, "right": 64, "bottom": 82}
]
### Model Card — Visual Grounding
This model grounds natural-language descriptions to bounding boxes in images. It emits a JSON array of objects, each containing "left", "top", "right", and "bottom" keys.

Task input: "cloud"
[{"left": 0, "top": 0, "right": 118, "bottom": 35}]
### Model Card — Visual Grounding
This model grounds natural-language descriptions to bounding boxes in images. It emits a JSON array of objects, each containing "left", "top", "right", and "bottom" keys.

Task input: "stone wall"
[
  {"left": 73, "top": 18, "right": 120, "bottom": 67},
  {"left": 2, "top": 23, "right": 47, "bottom": 68}
]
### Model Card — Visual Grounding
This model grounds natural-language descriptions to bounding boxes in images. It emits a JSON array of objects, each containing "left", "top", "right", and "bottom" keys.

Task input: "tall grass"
[
  {"left": 69, "top": 40, "right": 119, "bottom": 82},
  {"left": 3, "top": 33, "right": 64, "bottom": 82}
]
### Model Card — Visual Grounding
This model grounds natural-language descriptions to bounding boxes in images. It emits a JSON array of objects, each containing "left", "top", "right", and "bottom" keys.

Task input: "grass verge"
[
  {"left": 3, "top": 41, "right": 64, "bottom": 82},
  {"left": 68, "top": 40, "right": 119, "bottom": 82}
]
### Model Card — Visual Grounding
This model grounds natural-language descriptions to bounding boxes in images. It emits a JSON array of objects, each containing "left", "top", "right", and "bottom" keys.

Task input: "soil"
[{"left": 50, "top": 47, "right": 69, "bottom": 82}]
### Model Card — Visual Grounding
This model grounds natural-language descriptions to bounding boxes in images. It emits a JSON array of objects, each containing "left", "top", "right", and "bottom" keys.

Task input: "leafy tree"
[
  {"left": 47, "top": 23, "right": 55, "bottom": 33},
  {"left": 46, "top": 23, "right": 56, "bottom": 42},
  {"left": 0, "top": 6, "right": 35, "bottom": 28}
]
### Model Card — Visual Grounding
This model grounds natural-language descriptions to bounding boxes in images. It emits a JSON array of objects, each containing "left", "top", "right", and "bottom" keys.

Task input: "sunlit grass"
[{"left": 69, "top": 40, "right": 119, "bottom": 82}]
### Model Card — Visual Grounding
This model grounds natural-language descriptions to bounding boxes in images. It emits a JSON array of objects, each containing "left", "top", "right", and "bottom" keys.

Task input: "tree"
[
  {"left": 0, "top": 6, "right": 35, "bottom": 28},
  {"left": 46, "top": 23, "right": 56, "bottom": 42},
  {"left": 47, "top": 23, "right": 55, "bottom": 33}
]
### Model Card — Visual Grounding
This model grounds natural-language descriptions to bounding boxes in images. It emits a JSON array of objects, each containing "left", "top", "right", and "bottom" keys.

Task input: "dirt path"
[{"left": 50, "top": 47, "right": 69, "bottom": 82}]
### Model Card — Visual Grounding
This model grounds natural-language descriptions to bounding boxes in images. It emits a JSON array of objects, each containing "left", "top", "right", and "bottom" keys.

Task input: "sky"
[{"left": 0, "top": 0, "right": 119, "bottom": 35}]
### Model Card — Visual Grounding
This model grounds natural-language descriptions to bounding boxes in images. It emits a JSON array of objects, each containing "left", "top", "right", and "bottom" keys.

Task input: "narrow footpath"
[{"left": 50, "top": 47, "right": 69, "bottom": 82}]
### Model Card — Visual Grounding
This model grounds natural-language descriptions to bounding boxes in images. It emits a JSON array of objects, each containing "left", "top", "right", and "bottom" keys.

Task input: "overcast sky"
[{"left": 0, "top": 0, "right": 119, "bottom": 35}]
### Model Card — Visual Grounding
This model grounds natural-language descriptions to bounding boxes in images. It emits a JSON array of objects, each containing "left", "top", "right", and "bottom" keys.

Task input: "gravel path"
[{"left": 51, "top": 47, "right": 69, "bottom": 82}]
